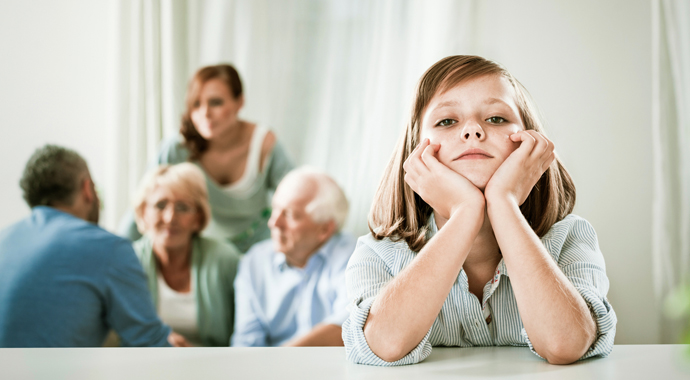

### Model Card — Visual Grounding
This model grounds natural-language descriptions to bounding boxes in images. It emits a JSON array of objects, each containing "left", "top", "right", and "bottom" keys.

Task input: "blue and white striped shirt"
[{"left": 343, "top": 214, "right": 616, "bottom": 366}]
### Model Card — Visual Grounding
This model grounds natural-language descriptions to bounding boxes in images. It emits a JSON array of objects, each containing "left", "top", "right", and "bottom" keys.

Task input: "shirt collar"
[
  {"left": 428, "top": 212, "right": 509, "bottom": 278},
  {"left": 272, "top": 233, "right": 340, "bottom": 272}
]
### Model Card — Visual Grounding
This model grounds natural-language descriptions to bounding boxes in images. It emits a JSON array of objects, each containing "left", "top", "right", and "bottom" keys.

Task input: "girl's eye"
[
  {"left": 437, "top": 119, "right": 456, "bottom": 127},
  {"left": 486, "top": 116, "right": 507, "bottom": 124},
  {"left": 192, "top": 101, "right": 200, "bottom": 108},
  {"left": 209, "top": 98, "right": 224, "bottom": 106}
]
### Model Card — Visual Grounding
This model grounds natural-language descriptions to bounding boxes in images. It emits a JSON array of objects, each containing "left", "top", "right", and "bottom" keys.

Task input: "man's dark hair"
[{"left": 20, "top": 145, "right": 89, "bottom": 208}]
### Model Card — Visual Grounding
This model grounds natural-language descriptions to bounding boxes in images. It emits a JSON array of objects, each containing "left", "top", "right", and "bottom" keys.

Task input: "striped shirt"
[{"left": 343, "top": 214, "right": 616, "bottom": 366}]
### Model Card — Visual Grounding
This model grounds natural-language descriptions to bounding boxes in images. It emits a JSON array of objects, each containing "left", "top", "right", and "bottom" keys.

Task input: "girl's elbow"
[
  {"left": 544, "top": 351, "right": 580, "bottom": 365},
  {"left": 542, "top": 336, "right": 593, "bottom": 365},
  {"left": 371, "top": 340, "right": 411, "bottom": 363}
]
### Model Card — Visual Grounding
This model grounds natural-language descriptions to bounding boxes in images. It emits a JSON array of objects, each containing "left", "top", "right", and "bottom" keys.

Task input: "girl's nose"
[{"left": 461, "top": 122, "right": 485, "bottom": 140}]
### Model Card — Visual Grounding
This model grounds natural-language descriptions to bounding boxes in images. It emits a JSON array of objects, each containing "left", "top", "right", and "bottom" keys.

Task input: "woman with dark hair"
[
  {"left": 343, "top": 56, "right": 616, "bottom": 366},
  {"left": 121, "top": 64, "right": 293, "bottom": 252}
]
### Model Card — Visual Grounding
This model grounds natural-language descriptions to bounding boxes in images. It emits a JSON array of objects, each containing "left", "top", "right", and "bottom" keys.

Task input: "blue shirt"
[
  {"left": 343, "top": 214, "right": 616, "bottom": 366},
  {"left": 0, "top": 207, "right": 171, "bottom": 347},
  {"left": 232, "top": 232, "right": 356, "bottom": 346}
]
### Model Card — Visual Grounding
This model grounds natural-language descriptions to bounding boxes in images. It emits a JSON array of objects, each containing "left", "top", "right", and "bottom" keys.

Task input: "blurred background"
[{"left": 1, "top": 0, "right": 688, "bottom": 346}]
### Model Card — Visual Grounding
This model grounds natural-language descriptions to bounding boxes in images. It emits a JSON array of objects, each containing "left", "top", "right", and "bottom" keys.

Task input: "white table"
[{"left": 2, "top": 345, "right": 688, "bottom": 379}]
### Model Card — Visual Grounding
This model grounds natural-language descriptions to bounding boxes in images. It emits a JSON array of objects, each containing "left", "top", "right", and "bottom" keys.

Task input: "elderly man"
[
  {"left": 0, "top": 145, "right": 179, "bottom": 347},
  {"left": 232, "top": 167, "right": 356, "bottom": 347}
]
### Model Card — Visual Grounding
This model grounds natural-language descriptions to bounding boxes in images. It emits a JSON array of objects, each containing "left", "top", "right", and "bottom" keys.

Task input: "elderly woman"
[{"left": 132, "top": 163, "right": 240, "bottom": 346}]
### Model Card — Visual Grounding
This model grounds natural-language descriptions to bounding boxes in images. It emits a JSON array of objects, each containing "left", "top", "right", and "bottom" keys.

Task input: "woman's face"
[
  {"left": 190, "top": 78, "right": 243, "bottom": 140},
  {"left": 419, "top": 74, "right": 524, "bottom": 190},
  {"left": 143, "top": 185, "right": 201, "bottom": 253}
]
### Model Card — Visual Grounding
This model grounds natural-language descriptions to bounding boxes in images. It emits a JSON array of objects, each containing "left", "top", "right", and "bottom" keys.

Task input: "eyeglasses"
[{"left": 149, "top": 200, "right": 197, "bottom": 215}]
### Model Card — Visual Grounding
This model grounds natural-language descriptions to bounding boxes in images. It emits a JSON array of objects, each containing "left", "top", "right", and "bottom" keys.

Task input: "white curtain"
[
  {"left": 105, "top": 0, "right": 476, "bottom": 236},
  {"left": 104, "top": 0, "right": 191, "bottom": 229},
  {"left": 652, "top": 0, "right": 690, "bottom": 343}
]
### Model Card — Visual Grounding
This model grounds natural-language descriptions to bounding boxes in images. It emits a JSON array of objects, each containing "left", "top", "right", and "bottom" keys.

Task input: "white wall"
[
  {"left": 0, "top": 0, "right": 109, "bottom": 229},
  {"left": 0, "top": 0, "right": 659, "bottom": 345},
  {"left": 473, "top": 0, "right": 657, "bottom": 344}
]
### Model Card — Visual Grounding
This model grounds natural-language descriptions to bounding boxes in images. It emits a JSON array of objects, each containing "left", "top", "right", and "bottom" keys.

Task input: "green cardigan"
[{"left": 133, "top": 235, "right": 240, "bottom": 346}]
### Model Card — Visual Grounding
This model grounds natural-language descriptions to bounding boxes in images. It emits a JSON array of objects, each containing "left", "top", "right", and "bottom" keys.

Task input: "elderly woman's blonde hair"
[{"left": 133, "top": 163, "right": 211, "bottom": 235}]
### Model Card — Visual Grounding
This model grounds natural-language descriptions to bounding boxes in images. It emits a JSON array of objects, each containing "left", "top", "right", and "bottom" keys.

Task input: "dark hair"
[
  {"left": 180, "top": 64, "right": 243, "bottom": 160},
  {"left": 370, "top": 55, "right": 576, "bottom": 251},
  {"left": 20, "top": 145, "right": 89, "bottom": 208}
]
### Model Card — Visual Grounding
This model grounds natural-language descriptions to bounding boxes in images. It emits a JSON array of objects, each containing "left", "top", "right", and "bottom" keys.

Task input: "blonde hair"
[
  {"left": 369, "top": 55, "right": 576, "bottom": 252},
  {"left": 133, "top": 163, "right": 211, "bottom": 235}
]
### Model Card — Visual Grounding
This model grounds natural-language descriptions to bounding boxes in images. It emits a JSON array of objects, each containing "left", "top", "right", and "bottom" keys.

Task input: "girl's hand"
[
  {"left": 484, "top": 130, "right": 555, "bottom": 206},
  {"left": 403, "top": 138, "right": 484, "bottom": 220}
]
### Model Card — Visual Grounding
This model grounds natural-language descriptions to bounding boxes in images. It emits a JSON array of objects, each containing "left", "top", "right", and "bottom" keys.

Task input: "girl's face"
[
  {"left": 190, "top": 78, "right": 243, "bottom": 140},
  {"left": 420, "top": 74, "right": 524, "bottom": 190}
]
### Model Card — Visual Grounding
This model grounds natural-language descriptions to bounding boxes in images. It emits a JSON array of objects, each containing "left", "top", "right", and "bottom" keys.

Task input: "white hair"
[{"left": 280, "top": 166, "right": 349, "bottom": 231}]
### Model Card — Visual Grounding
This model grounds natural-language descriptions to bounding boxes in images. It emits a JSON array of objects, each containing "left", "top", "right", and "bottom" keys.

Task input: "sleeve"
[
  {"left": 116, "top": 136, "right": 187, "bottom": 241},
  {"left": 321, "top": 252, "right": 351, "bottom": 326},
  {"left": 231, "top": 256, "right": 268, "bottom": 347},
  {"left": 265, "top": 140, "right": 294, "bottom": 190},
  {"left": 342, "top": 240, "right": 434, "bottom": 366},
  {"left": 525, "top": 217, "right": 616, "bottom": 360},
  {"left": 104, "top": 240, "right": 171, "bottom": 347}
]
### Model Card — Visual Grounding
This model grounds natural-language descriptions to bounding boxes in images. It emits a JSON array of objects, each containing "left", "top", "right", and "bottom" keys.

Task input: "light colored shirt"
[
  {"left": 343, "top": 214, "right": 616, "bottom": 366},
  {"left": 232, "top": 233, "right": 357, "bottom": 347},
  {"left": 156, "top": 274, "right": 200, "bottom": 345}
]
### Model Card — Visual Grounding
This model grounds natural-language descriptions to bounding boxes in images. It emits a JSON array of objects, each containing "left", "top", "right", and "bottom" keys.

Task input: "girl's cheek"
[
  {"left": 419, "top": 127, "right": 433, "bottom": 142},
  {"left": 494, "top": 130, "right": 520, "bottom": 153}
]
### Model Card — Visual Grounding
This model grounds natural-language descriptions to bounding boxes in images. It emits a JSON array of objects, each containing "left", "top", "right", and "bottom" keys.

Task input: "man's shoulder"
[
  {"left": 236, "top": 239, "right": 277, "bottom": 286},
  {"left": 45, "top": 212, "right": 135, "bottom": 262},
  {"left": 324, "top": 232, "right": 357, "bottom": 263},
  {"left": 0, "top": 210, "right": 138, "bottom": 282},
  {"left": 242, "top": 239, "right": 276, "bottom": 262},
  {"left": 2, "top": 208, "right": 130, "bottom": 252},
  {"left": 0, "top": 215, "right": 30, "bottom": 241},
  {"left": 71, "top": 221, "right": 132, "bottom": 252},
  {"left": 332, "top": 232, "right": 357, "bottom": 250}
]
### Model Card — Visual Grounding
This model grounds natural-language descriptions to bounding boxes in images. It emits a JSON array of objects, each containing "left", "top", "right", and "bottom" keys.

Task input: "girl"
[{"left": 343, "top": 56, "right": 616, "bottom": 366}]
